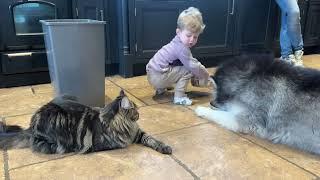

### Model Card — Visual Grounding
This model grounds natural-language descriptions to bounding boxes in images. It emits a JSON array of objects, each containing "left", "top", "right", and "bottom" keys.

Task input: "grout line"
[
  {"left": 30, "top": 87, "right": 35, "bottom": 95},
  {"left": 2, "top": 118, "right": 10, "bottom": 180},
  {"left": 154, "top": 114, "right": 319, "bottom": 178},
  {"left": 8, "top": 154, "right": 76, "bottom": 172},
  {"left": 152, "top": 122, "right": 209, "bottom": 136},
  {"left": 170, "top": 155, "right": 200, "bottom": 180},
  {"left": 239, "top": 134, "right": 320, "bottom": 178},
  {"left": 3, "top": 150, "right": 10, "bottom": 180},
  {"left": 195, "top": 113, "right": 320, "bottom": 178},
  {"left": 159, "top": 120, "right": 319, "bottom": 178},
  {"left": 137, "top": 101, "right": 173, "bottom": 109},
  {"left": 2, "top": 113, "right": 34, "bottom": 119},
  {"left": 106, "top": 77, "right": 175, "bottom": 107},
  {"left": 105, "top": 79, "right": 149, "bottom": 106}
]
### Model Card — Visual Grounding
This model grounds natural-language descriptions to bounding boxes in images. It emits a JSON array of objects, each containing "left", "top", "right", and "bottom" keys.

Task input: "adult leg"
[
  {"left": 276, "top": 0, "right": 294, "bottom": 59},
  {"left": 276, "top": 0, "right": 304, "bottom": 65}
]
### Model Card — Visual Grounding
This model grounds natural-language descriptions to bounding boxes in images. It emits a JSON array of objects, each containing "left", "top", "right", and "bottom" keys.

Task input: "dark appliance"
[{"left": 0, "top": 0, "right": 72, "bottom": 87}]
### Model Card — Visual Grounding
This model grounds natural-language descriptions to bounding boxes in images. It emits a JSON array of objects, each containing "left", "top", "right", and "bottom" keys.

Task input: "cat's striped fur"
[{"left": 0, "top": 90, "right": 172, "bottom": 154}]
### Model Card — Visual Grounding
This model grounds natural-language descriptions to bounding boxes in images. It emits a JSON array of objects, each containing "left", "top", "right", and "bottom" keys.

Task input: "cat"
[
  {"left": 0, "top": 90, "right": 172, "bottom": 155},
  {"left": 195, "top": 54, "right": 320, "bottom": 155}
]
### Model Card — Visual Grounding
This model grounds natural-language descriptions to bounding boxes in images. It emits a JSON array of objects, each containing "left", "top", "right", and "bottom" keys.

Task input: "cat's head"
[
  {"left": 100, "top": 90, "right": 139, "bottom": 122},
  {"left": 117, "top": 90, "right": 139, "bottom": 122}
]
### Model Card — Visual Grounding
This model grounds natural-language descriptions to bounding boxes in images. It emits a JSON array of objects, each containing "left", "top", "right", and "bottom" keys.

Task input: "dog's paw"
[{"left": 194, "top": 106, "right": 208, "bottom": 117}]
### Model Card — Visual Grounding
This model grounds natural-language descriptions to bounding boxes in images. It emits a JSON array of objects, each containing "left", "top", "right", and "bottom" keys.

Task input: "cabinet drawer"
[{"left": 1, "top": 51, "right": 48, "bottom": 74}]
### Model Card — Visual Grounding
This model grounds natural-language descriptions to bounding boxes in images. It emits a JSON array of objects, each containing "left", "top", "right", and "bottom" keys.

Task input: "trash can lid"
[{"left": 40, "top": 19, "right": 106, "bottom": 26}]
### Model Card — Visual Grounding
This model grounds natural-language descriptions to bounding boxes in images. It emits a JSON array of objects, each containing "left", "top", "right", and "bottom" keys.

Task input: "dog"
[{"left": 195, "top": 54, "right": 320, "bottom": 155}]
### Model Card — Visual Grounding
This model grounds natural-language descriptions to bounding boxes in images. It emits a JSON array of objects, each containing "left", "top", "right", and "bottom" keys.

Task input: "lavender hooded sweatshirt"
[{"left": 146, "top": 35, "right": 209, "bottom": 79}]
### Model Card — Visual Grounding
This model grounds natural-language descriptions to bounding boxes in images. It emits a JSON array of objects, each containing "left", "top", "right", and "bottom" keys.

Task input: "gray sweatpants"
[{"left": 147, "top": 66, "right": 193, "bottom": 98}]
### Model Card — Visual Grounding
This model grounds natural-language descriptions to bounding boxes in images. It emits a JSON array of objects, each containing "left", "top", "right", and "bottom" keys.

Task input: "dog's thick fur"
[{"left": 195, "top": 54, "right": 320, "bottom": 155}]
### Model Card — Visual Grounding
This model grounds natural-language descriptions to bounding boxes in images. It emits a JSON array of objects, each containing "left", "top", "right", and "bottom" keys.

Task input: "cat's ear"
[
  {"left": 119, "top": 89, "right": 125, "bottom": 97},
  {"left": 120, "top": 96, "right": 133, "bottom": 109}
]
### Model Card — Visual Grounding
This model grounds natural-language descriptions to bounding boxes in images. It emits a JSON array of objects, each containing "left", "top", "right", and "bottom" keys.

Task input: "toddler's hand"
[
  {"left": 191, "top": 77, "right": 214, "bottom": 88},
  {"left": 191, "top": 77, "right": 200, "bottom": 87}
]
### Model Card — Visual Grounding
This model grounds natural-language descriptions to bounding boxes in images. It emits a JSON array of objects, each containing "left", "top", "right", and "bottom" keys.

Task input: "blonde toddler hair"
[{"left": 177, "top": 7, "right": 206, "bottom": 34}]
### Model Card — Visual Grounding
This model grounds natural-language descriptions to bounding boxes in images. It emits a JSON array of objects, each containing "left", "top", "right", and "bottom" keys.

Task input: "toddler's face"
[{"left": 176, "top": 29, "right": 199, "bottom": 48}]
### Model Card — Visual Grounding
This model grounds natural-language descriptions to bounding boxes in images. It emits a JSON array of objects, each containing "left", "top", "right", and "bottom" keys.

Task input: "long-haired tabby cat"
[{"left": 0, "top": 90, "right": 172, "bottom": 154}]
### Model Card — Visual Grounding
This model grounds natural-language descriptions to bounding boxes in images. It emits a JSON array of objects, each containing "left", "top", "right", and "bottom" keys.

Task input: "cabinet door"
[
  {"left": 303, "top": 1, "right": 320, "bottom": 46},
  {"left": 239, "top": 0, "right": 274, "bottom": 50},
  {"left": 135, "top": 1, "right": 189, "bottom": 59},
  {"left": 74, "top": 0, "right": 111, "bottom": 64},
  {"left": 191, "top": 0, "right": 236, "bottom": 56},
  {"left": 74, "top": 0, "right": 103, "bottom": 20}
]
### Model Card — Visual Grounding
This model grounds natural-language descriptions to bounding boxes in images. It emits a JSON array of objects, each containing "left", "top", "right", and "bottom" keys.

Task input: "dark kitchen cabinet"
[
  {"left": 190, "top": 0, "right": 236, "bottom": 56},
  {"left": 73, "top": 0, "right": 103, "bottom": 20},
  {"left": 134, "top": 0, "right": 236, "bottom": 59},
  {"left": 72, "top": 0, "right": 118, "bottom": 75},
  {"left": 303, "top": 0, "right": 320, "bottom": 46},
  {"left": 134, "top": 1, "right": 188, "bottom": 59},
  {"left": 238, "top": 0, "right": 275, "bottom": 51}
]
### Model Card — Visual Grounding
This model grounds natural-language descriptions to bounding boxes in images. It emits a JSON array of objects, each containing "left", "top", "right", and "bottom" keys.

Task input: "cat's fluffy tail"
[{"left": 0, "top": 122, "right": 31, "bottom": 149}]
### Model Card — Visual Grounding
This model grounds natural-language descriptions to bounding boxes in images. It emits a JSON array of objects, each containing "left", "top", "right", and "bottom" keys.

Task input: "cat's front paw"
[
  {"left": 194, "top": 106, "right": 208, "bottom": 117},
  {"left": 160, "top": 145, "right": 172, "bottom": 155}
]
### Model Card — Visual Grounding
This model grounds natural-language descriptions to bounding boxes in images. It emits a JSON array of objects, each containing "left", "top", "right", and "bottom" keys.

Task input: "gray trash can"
[{"left": 40, "top": 19, "right": 106, "bottom": 107}]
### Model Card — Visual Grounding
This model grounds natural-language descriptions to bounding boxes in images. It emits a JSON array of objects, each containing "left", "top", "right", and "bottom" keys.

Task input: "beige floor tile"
[
  {"left": 241, "top": 134, "right": 320, "bottom": 177},
  {"left": 106, "top": 74, "right": 124, "bottom": 81},
  {"left": 138, "top": 104, "right": 207, "bottom": 135},
  {"left": 125, "top": 87, "right": 173, "bottom": 105},
  {"left": 159, "top": 123, "right": 316, "bottom": 179},
  {"left": 4, "top": 114, "right": 32, "bottom": 129},
  {"left": 105, "top": 84, "right": 146, "bottom": 107},
  {"left": 9, "top": 146, "right": 193, "bottom": 180},
  {"left": 109, "top": 75, "right": 150, "bottom": 89},
  {"left": 105, "top": 78, "right": 115, "bottom": 86},
  {"left": 30, "top": 79, "right": 117, "bottom": 99},
  {"left": 0, "top": 86, "right": 32, "bottom": 96},
  {"left": 0, "top": 93, "right": 52, "bottom": 118},
  {"left": 186, "top": 83, "right": 213, "bottom": 108},
  {"left": 7, "top": 149, "right": 72, "bottom": 171},
  {"left": 31, "top": 83, "right": 54, "bottom": 95},
  {"left": 0, "top": 86, "right": 33, "bottom": 117},
  {"left": 207, "top": 67, "right": 217, "bottom": 75},
  {"left": 304, "top": 54, "right": 320, "bottom": 69}
]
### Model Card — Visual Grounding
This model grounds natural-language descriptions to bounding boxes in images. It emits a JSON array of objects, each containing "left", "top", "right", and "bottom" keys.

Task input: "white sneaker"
[
  {"left": 293, "top": 50, "right": 304, "bottom": 67},
  {"left": 173, "top": 97, "right": 192, "bottom": 106},
  {"left": 279, "top": 54, "right": 296, "bottom": 65}
]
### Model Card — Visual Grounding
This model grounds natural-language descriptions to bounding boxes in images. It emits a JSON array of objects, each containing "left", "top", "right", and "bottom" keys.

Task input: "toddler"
[{"left": 146, "top": 7, "right": 210, "bottom": 106}]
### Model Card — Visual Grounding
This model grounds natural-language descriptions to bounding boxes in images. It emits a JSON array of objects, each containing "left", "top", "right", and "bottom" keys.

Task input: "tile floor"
[{"left": 1, "top": 54, "right": 320, "bottom": 180}]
